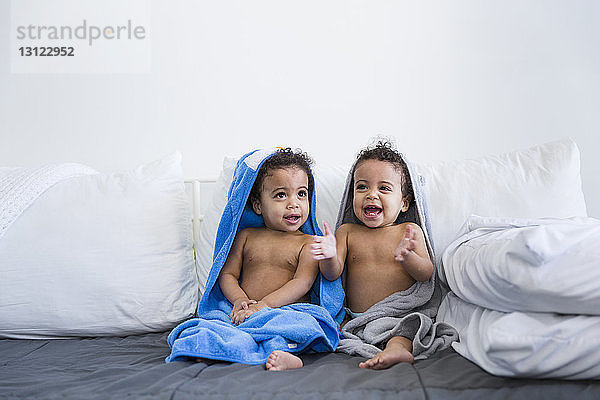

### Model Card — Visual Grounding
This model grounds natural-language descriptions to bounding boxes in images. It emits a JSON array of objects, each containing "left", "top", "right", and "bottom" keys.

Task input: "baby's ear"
[
  {"left": 252, "top": 199, "right": 262, "bottom": 215},
  {"left": 401, "top": 197, "right": 410, "bottom": 213}
]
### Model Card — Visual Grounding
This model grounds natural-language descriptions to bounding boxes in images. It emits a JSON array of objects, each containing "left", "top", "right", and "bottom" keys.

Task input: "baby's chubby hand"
[
  {"left": 311, "top": 221, "right": 336, "bottom": 260},
  {"left": 231, "top": 300, "right": 267, "bottom": 326},
  {"left": 394, "top": 224, "right": 417, "bottom": 262},
  {"left": 230, "top": 298, "right": 257, "bottom": 323}
]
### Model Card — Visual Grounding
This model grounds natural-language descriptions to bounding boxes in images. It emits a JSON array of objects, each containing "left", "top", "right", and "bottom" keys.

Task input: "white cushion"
[
  {"left": 194, "top": 156, "right": 236, "bottom": 294},
  {"left": 442, "top": 215, "right": 600, "bottom": 314},
  {"left": 0, "top": 153, "right": 197, "bottom": 338},
  {"left": 438, "top": 292, "right": 600, "bottom": 380},
  {"left": 415, "top": 138, "right": 588, "bottom": 268},
  {"left": 313, "top": 163, "right": 350, "bottom": 232}
]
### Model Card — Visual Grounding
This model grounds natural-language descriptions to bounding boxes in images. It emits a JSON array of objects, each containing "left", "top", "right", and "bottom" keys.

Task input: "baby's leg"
[
  {"left": 265, "top": 350, "right": 303, "bottom": 371},
  {"left": 359, "top": 336, "right": 414, "bottom": 370}
]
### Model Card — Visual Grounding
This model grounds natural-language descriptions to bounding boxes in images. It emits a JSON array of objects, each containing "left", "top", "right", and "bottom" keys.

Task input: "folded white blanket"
[
  {"left": 438, "top": 292, "right": 600, "bottom": 380},
  {"left": 0, "top": 164, "right": 97, "bottom": 239},
  {"left": 442, "top": 215, "right": 600, "bottom": 315}
]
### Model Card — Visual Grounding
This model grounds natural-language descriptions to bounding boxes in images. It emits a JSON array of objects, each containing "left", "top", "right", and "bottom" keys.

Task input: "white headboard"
[
  {"left": 184, "top": 179, "right": 217, "bottom": 296},
  {"left": 184, "top": 179, "right": 216, "bottom": 246}
]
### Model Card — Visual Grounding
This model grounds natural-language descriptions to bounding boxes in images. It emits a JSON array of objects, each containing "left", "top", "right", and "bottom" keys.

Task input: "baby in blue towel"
[
  {"left": 218, "top": 148, "right": 319, "bottom": 371},
  {"left": 312, "top": 140, "right": 434, "bottom": 369},
  {"left": 166, "top": 147, "right": 341, "bottom": 367}
]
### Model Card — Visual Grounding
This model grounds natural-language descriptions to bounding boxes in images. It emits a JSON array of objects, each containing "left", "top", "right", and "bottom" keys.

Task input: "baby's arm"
[
  {"left": 394, "top": 223, "right": 434, "bottom": 282},
  {"left": 218, "top": 229, "right": 255, "bottom": 322},
  {"left": 254, "top": 242, "right": 319, "bottom": 309},
  {"left": 311, "top": 222, "right": 347, "bottom": 281}
]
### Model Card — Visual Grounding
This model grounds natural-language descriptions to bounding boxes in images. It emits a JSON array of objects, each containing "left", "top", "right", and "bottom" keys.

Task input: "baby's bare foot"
[
  {"left": 265, "top": 350, "right": 303, "bottom": 371},
  {"left": 359, "top": 343, "right": 414, "bottom": 370}
]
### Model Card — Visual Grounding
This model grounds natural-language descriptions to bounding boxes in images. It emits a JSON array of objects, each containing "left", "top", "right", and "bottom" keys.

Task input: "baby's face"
[
  {"left": 253, "top": 167, "right": 310, "bottom": 233},
  {"left": 352, "top": 159, "right": 408, "bottom": 228}
]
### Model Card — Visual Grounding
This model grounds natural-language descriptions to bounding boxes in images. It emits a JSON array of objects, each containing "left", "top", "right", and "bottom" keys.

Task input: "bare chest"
[
  {"left": 346, "top": 227, "right": 404, "bottom": 265},
  {"left": 243, "top": 235, "right": 305, "bottom": 273},
  {"left": 344, "top": 226, "right": 415, "bottom": 311}
]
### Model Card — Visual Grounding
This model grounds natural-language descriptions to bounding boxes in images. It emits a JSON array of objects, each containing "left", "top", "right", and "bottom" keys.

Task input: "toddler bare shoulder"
[
  {"left": 235, "top": 227, "right": 266, "bottom": 243},
  {"left": 338, "top": 222, "right": 360, "bottom": 234},
  {"left": 397, "top": 221, "right": 422, "bottom": 231}
]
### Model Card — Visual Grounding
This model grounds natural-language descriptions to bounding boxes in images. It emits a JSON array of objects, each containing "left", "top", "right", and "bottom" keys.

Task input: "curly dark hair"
[
  {"left": 353, "top": 139, "right": 413, "bottom": 205},
  {"left": 249, "top": 148, "right": 314, "bottom": 207}
]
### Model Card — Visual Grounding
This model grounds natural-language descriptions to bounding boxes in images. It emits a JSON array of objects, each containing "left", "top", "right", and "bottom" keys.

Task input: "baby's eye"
[
  {"left": 380, "top": 185, "right": 391, "bottom": 192},
  {"left": 298, "top": 190, "right": 307, "bottom": 198},
  {"left": 356, "top": 183, "right": 367, "bottom": 190},
  {"left": 274, "top": 192, "right": 286, "bottom": 199}
]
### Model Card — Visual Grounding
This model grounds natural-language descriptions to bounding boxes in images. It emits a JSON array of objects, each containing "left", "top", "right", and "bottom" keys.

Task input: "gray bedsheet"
[{"left": 1, "top": 331, "right": 599, "bottom": 400}]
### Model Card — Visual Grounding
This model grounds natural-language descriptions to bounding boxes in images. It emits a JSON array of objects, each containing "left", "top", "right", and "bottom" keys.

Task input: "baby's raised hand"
[
  {"left": 394, "top": 225, "right": 417, "bottom": 262},
  {"left": 311, "top": 221, "right": 336, "bottom": 260},
  {"left": 230, "top": 298, "right": 257, "bottom": 323}
]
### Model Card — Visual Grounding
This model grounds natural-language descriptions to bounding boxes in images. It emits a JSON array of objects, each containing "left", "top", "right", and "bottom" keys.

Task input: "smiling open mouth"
[
  {"left": 284, "top": 214, "right": 301, "bottom": 224},
  {"left": 363, "top": 205, "right": 382, "bottom": 218}
]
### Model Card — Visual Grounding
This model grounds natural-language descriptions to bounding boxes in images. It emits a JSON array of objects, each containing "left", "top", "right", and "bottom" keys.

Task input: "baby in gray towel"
[{"left": 312, "top": 140, "right": 434, "bottom": 369}]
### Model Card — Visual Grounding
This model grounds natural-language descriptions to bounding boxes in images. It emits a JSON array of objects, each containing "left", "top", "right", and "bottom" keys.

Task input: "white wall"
[{"left": 1, "top": 1, "right": 599, "bottom": 216}]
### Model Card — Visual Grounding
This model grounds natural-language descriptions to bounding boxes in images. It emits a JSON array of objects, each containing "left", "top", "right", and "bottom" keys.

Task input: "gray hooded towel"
[{"left": 335, "top": 154, "right": 458, "bottom": 361}]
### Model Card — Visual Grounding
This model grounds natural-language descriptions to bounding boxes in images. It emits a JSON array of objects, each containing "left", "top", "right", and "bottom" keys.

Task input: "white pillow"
[
  {"left": 438, "top": 292, "right": 600, "bottom": 380},
  {"left": 313, "top": 163, "right": 349, "bottom": 232},
  {"left": 442, "top": 215, "right": 600, "bottom": 314},
  {"left": 0, "top": 153, "right": 197, "bottom": 338},
  {"left": 194, "top": 156, "right": 236, "bottom": 295},
  {"left": 415, "top": 138, "right": 587, "bottom": 267}
]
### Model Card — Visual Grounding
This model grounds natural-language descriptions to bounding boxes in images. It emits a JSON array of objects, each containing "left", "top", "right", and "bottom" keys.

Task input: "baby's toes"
[
  {"left": 371, "top": 358, "right": 386, "bottom": 370},
  {"left": 265, "top": 355, "right": 276, "bottom": 370},
  {"left": 359, "top": 357, "right": 373, "bottom": 368},
  {"left": 269, "top": 351, "right": 281, "bottom": 363}
]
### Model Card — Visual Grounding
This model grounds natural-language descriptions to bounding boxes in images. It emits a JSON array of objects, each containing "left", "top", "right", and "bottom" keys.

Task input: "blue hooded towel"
[{"left": 166, "top": 149, "right": 345, "bottom": 364}]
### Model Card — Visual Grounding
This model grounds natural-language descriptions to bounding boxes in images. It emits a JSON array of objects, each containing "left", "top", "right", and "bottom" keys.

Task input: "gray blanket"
[
  {"left": 335, "top": 147, "right": 458, "bottom": 360},
  {"left": 338, "top": 280, "right": 458, "bottom": 360}
]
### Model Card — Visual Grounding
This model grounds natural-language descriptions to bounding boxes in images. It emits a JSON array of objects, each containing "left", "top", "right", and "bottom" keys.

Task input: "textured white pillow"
[
  {"left": 415, "top": 138, "right": 587, "bottom": 267},
  {"left": 0, "top": 153, "right": 197, "bottom": 338},
  {"left": 438, "top": 292, "right": 600, "bottom": 380}
]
